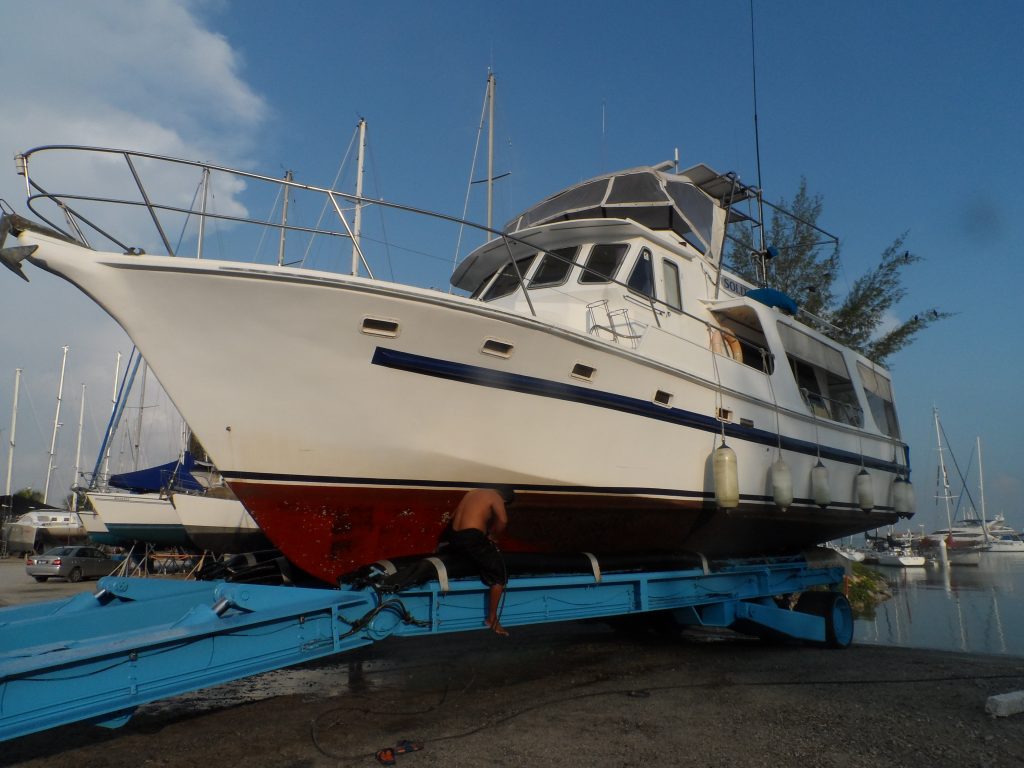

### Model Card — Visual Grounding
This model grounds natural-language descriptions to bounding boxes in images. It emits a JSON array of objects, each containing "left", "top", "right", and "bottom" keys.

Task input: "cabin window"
[
  {"left": 710, "top": 307, "right": 773, "bottom": 373},
  {"left": 481, "top": 254, "right": 538, "bottom": 301},
  {"left": 858, "top": 363, "right": 900, "bottom": 438},
  {"left": 662, "top": 259, "right": 682, "bottom": 310},
  {"left": 626, "top": 248, "right": 655, "bottom": 298},
  {"left": 579, "top": 244, "right": 628, "bottom": 284},
  {"left": 665, "top": 181, "right": 714, "bottom": 253},
  {"left": 529, "top": 246, "right": 578, "bottom": 288},
  {"left": 777, "top": 322, "right": 863, "bottom": 427}
]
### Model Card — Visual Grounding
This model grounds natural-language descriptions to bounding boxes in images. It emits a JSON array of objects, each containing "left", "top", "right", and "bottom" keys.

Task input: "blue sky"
[{"left": 1, "top": 1, "right": 1021, "bottom": 530}]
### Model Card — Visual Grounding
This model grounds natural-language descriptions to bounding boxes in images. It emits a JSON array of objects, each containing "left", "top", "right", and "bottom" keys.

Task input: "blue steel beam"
[
  {"left": 0, "top": 578, "right": 379, "bottom": 742},
  {"left": 0, "top": 557, "right": 845, "bottom": 742}
]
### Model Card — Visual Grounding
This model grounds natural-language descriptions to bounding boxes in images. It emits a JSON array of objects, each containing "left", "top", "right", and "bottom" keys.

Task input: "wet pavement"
[{"left": 0, "top": 557, "right": 100, "bottom": 607}]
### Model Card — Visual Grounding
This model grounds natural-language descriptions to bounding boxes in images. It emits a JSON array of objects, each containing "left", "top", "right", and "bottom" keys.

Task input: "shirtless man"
[{"left": 439, "top": 487, "right": 514, "bottom": 635}]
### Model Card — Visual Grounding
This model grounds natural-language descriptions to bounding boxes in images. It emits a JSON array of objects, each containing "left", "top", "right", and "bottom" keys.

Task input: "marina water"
[{"left": 855, "top": 554, "right": 1024, "bottom": 656}]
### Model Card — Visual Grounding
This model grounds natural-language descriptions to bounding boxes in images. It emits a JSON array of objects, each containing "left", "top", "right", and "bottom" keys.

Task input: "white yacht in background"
[
  {"left": 2, "top": 508, "right": 86, "bottom": 556},
  {"left": 1, "top": 146, "right": 914, "bottom": 584},
  {"left": 983, "top": 517, "right": 1024, "bottom": 553}
]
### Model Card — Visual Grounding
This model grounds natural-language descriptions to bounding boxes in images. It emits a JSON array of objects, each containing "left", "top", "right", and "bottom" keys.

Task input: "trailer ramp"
[{"left": 0, "top": 555, "right": 850, "bottom": 742}]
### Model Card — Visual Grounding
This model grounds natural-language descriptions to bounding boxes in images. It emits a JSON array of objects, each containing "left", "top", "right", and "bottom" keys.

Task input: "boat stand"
[{"left": 0, "top": 554, "right": 851, "bottom": 742}]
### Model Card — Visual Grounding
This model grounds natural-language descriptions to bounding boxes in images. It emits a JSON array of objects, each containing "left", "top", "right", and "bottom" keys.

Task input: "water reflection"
[{"left": 855, "top": 554, "right": 1024, "bottom": 656}]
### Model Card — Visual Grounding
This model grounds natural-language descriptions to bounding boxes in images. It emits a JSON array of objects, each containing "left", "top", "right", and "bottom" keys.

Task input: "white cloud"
[{"left": 0, "top": 0, "right": 266, "bottom": 502}]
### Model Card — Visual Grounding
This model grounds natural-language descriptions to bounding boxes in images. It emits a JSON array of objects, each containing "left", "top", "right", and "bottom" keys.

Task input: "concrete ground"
[{"left": 2, "top": 560, "right": 1024, "bottom": 767}]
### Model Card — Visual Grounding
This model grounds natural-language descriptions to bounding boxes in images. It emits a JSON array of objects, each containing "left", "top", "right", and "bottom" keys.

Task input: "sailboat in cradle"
[
  {"left": 82, "top": 353, "right": 269, "bottom": 553},
  {"left": 0, "top": 143, "right": 915, "bottom": 585}
]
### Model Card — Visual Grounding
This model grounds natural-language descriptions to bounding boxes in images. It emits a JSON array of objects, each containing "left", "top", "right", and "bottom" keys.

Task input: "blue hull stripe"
[
  {"left": 218, "top": 471, "right": 891, "bottom": 512},
  {"left": 371, "top": 347, "right": 906, "bottom": 474}
]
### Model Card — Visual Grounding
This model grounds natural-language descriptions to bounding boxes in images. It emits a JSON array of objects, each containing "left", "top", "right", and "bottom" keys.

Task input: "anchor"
[{"left": 0, "top": 213, "right": 37, "bottom": 282}]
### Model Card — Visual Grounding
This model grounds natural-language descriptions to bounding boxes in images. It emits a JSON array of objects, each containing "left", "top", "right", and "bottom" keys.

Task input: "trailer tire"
[{"left": 795, "top": 591, "right": 853, "bottom": 649}]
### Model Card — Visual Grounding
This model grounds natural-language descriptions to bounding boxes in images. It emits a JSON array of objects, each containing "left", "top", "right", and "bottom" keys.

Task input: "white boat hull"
[
  {"left": 16, "top": 225, "right": 907, "bottom": 583},
  {"left": 87, "top": 492, "right": 190, "bottom": 548},
  {"left": 171, "top": 494, "right": 270, "bottom": 553},
  {"left": 2, "top": 511, "right": 86, "bottom": 554},
  {"left": 873, "top": 551, "right": 925, "bottom": 567}
]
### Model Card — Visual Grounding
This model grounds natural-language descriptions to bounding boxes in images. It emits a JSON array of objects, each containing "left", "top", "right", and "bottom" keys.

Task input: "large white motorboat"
[
  {"left": 983, "top": 518, "right": 1024, "bottom": 553},
  {"left": 0, "top": 146, "right": 914, "bottom": 584}
]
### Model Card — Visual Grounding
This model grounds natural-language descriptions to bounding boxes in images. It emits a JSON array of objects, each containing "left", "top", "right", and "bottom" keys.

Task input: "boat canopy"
[
  {"left": 108, "top": 452, "right": 204, "bottom": 494},
  {"left": 452, "top": 164, "right": 756, "bottom": 293},
  {"left": 503, "top": 162, "right": 755, "bottom": 249}
]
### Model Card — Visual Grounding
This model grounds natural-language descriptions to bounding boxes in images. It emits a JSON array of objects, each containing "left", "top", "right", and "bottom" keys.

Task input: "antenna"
[
  {"left": 601, "top": 98, "right": 607, "bottom": 172},
  {"left": 749, "top": 0, "right": 769, "bottom": 284}
]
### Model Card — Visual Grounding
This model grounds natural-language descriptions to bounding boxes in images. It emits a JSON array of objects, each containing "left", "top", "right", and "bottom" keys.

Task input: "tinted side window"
[
  {"left": 579, "top": 244, "right": 629, "bottom": 284},
  {"left": 530, "top": 246, "right": 578, "bottom": 288},
  {"left": 482, "top": 255, "right": 537, "bottom": 301},
  {"left": 662, "top": 259, "right": 682, "bottom": 310},
  {"left": 626, "top": 249, "right": 655, "bottom": 297}
]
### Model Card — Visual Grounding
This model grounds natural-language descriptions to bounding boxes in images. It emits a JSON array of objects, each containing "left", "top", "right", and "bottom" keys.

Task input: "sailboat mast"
[
  {"left": 351, "top": 118, "right": 366, "bottom": 276},
  {"left": 132, "top": 360, "right": 148, "bottom": 471},
  {"left": 71, "top": 383, "right": 86, "bottom": 512},
  {"left": 5, "top": 368, "right": 21, "bottom": 500},
  {"left": 977, "top": 436, "right": 988, "bottom": 541},
  {"left": 486, "top": 73, "right": 495, "bottom": 232},
  {"left": 277, "top": 170, "right": 292, "bottom": 267},
  {"left": 934, "top": 407, "right": 954, "bottom": 531},
  {"left": 43, "top": 345, "right": 69, "bottom": 505},
  {"left": 102, "top": 352, "right": 121, "bottom": 483}
]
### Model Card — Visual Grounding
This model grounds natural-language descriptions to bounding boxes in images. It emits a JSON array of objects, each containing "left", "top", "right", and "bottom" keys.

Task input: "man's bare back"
[{"left": 451, "top": 488, "right": 508, "bottom": 538}]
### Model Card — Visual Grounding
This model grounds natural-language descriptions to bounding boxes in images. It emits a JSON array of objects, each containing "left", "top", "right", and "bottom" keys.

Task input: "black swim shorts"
[{"left": 439, "top": 527, "right": 507, "bottom": 586}]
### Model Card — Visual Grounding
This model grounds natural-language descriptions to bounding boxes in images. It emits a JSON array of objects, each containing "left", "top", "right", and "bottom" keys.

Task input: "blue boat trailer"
[{"left": 0, "top": 553, "right": 851, "bottom": 742}]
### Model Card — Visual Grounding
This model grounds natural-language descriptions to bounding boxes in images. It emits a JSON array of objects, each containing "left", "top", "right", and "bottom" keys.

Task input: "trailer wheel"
[{"left": 795, "top": 591, "right": 853, "bottom": 649}]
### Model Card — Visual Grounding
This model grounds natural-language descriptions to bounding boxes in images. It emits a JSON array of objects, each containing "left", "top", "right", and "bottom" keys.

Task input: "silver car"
[{"left": 25, "top": 546, "right": 116, "bottom": 583}]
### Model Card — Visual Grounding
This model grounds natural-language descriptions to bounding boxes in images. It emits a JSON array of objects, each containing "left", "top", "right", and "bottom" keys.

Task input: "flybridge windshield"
[{"left": 504, "top": 167, "right": 720, "bottom": 254}]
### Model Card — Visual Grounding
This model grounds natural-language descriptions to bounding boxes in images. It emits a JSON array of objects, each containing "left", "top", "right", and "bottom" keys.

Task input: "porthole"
[
  {"left": 361, "top": 317, "right": 400, "bottom": 337},
  {"left": 481, "top": 339, "right": 514, "bottom": 358},
  {"left": 571, "top": 363, "right": 596, "bottom": 381},
  {"left": 654, "top": 390, "right": 673, "bottom": 407}
]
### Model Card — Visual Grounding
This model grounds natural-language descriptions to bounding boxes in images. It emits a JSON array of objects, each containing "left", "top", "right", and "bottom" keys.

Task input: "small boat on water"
[
  {"left": 920, "top": 422, "right": 1017, "bottom": 559},
  {"left": 984, "top": 519, "right": 1024, "bottom": 553},
  {"left": 1, "top": 145, "right": 915, "bottom": 584},
  {"left": 872, "top": 547, "right": 926, "bottom": 568},
  {"left": 825, "top": 541, "right": 865, "bottom": 562}
]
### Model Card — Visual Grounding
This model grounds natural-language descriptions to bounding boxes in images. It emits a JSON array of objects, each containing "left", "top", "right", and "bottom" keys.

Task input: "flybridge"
[{"left": 0, "top": 554, "right": 852, "bottom": 741}]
